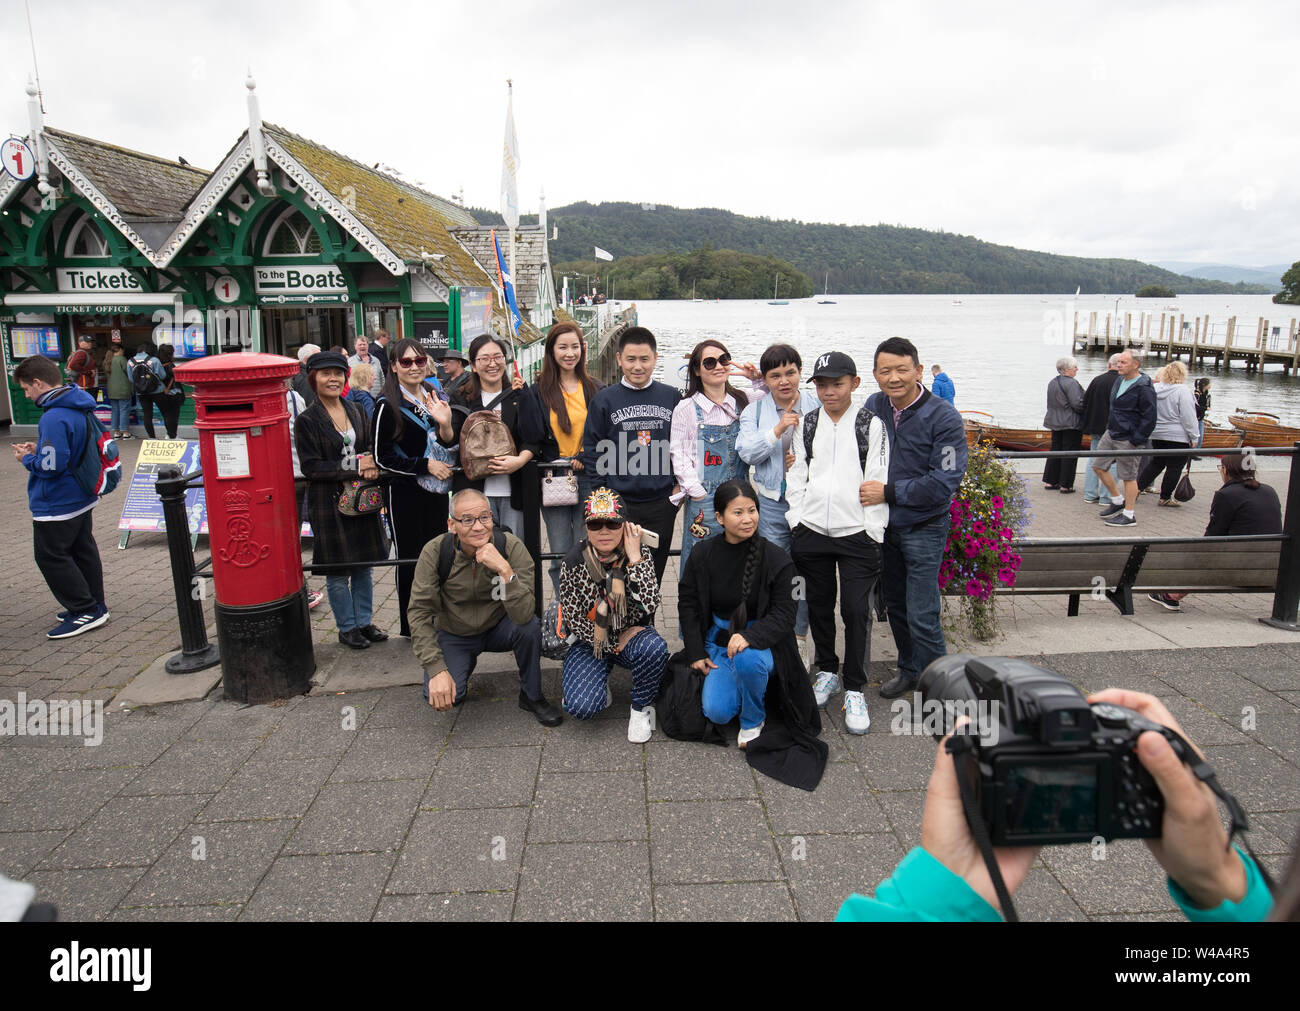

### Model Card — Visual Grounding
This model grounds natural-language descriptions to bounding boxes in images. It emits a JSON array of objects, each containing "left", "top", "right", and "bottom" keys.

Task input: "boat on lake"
[
  {"left": 768, "top": 273, "right": 789, "bottom": 305},
  {"left": 1228, "top": 410, "right": 1300, "bottom": 447},
  {"left": 961, "top": 412, "right": 1245, "bottom": 452},
  {"left": 817, "top": 272, "right": 835, "bottom": 305}
]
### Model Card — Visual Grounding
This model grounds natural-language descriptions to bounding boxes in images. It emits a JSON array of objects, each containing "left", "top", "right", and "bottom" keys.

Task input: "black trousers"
[
  {"left": 1043, "top": 429, "right": 1083, "bottom": 489},
  {"left": 33, "top": 511, "right": 104, "bottom": 614},
  {"left": 138, "top": 393, "right": 181, "bottom": 438},
  {"left": 790, "top": 525, "right": 881, "bottom": 691},
  {"left": 386, "top": 479, "right": 448, "bottom": 637},
  {"left": 625, "top": 495, "right": 680, "bottom": 587},
  {"left": 1138, "top": 439, "right": 1191, "bottom": 500}
]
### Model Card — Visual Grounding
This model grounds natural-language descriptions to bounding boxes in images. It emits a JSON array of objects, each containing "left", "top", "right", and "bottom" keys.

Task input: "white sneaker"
[
  {"left": 628, "top": 705, "right": 655, "bottom": 743},
  {"left": 843, "top": 691, "right": 870, "bottom": 735},
  {"left": 811, "top": 670, "right": 842, "bottom": 708},
  {"left": 737, "top": 721, "right": 765, "bottom": 750}
]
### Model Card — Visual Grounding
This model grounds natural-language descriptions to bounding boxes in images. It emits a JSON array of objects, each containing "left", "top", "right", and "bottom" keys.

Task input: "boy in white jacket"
[{"left": 784, "top": 351, "right": 889, "bottom": 734}]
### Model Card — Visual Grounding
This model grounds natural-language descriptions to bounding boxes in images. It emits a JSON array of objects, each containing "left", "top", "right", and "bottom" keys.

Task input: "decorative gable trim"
[
  {"left": 44, "top": 140, "right": 159, "bottom": 264},
  {"left": 155, "top": 140, "right": 255, "bottom": 266}
]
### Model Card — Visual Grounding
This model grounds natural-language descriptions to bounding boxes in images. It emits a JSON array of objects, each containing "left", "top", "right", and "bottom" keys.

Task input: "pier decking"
[{"left": 1073, "top": 311, "right": 1300, "bottom": 373}]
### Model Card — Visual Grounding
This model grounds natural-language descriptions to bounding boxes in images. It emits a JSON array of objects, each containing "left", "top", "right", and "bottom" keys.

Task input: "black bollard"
[
  {"left": 156, "top": 465, "right": 222, "bottom": 674},
  {"left": 1262, "top": 442, "right": 1300, "bottom": 632}
]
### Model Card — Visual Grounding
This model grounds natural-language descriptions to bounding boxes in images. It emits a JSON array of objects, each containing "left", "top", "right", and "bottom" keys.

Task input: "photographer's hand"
[
  {"left": 1088, "top": 689, "right": 1247, "bottom": 909},
  {"left": 921, "top": 719, "right": 1038, "bottom": 915}
]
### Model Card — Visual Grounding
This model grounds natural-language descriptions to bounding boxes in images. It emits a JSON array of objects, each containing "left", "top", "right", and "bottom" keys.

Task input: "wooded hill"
[
  {"left": 471, "top": 202, "right": 1271, "bottom": 296},
  {"left": 556, "top": 248, "right": 812, "bottom": 301}
]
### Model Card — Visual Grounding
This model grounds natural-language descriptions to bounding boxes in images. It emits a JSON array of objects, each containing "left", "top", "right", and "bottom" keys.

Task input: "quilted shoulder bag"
[
  {"left": 338, "top": 479, "right": 384, "bottom": 516},
  {"left": 540, "top": 459, "right": 579, "bottom": 507}
]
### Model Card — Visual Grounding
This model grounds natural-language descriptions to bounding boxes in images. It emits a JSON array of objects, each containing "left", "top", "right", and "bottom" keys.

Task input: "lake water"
[{"left": 629, "top": 293, "right": 1300, "bottom": 427}]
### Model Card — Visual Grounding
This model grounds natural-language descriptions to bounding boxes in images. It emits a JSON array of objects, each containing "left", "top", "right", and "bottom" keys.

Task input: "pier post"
[
  {"left": 1290, "top": 320, "right": 1298, "bottom": 375},
  {"left": 1072, "top": 311, "right": 1078, "bottom": 350},
  {"left": 1088, "top": 311, "right": 1096, "bottom": 345}
]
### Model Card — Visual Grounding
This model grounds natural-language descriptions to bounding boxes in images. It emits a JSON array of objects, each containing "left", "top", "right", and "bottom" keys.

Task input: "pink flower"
[
  {"left": 1000, "top": 527, "right": 1014, "bottom": 541},
  {"left": 965, "top": 579, "right": 983, "bottom": 597},
  {"left": 998, "top": 567, "right": 1016, "bottom": 585},
  {"left": 971, "top": 520, "right": 987, "bottom": 535},
  {"left": 991, "top": 496, "right": 1004, "bottom": 509},
  {"left": 963, "top": 539, "right": 979, "bottom": 559}
]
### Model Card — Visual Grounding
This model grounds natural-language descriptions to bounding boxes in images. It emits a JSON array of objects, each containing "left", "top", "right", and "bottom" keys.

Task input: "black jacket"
[
  {"left": 373, "top": 384, "right": 447, "bottom": 486},
  {"left": 1107, "top": 372, "right": 1158, "bottom": 445},
  {"left": 677, "top": 534, "right": 828, "bottom": 791},
  {"left": 1080, "top": 370, "right": 1119, "bottom": 436},
  {"left": 1205, "top": 481, "right": 1282, "bottom": 537}
]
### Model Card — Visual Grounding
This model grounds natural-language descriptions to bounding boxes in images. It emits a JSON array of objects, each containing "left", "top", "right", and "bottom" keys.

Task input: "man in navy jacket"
[
  {"left": 1091, "top": 348, "right": 1157, "bottom": 527},
  {"left": 862, "top": 338, "right": 967, "bottom": 698}
]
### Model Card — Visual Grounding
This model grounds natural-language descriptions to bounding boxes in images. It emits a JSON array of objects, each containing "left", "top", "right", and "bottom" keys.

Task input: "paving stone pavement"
[{"left": 1, "top": 439, "right": 1296, "bottom": 919}]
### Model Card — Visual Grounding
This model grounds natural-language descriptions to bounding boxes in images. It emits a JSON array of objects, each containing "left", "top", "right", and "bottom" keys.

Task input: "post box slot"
[{"left": 205, "top": 402, "right": 256, "bottom": 414}]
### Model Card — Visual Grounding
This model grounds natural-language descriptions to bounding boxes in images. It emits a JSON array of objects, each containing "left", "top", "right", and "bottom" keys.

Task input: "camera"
[{"left": 919, "top": 655, "right": 1180, "bottom": 845}]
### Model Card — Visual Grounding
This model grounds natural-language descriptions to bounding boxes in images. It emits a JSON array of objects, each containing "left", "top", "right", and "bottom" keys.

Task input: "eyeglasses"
[
  {"left": 397, "top": 355, "right": 428, "bottom": 369},
  {"left": 476, "top": 354, "right": 505, "bottom": 366},
  {"left": 701, "top": 353, "right": 732, "bottom": 372},
  {"left": 585, "top": 519, "right": 625, "bottom": 531},
  {"left": 455, "top": 513, "right": 493, "bottom": 528}
]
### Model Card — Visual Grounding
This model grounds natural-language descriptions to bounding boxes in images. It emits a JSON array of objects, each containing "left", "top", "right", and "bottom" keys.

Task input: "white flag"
[
  {"left": 594, "top": 246, "right": 613, "bottom": 261},
  {"left": 500, "top": 85, "right": 520, "bottom": 230}
]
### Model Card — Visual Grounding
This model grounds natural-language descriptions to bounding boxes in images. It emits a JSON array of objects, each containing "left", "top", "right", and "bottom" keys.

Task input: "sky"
[{"left": 3, "top": 0, "right": 1297, "bottom": 267}]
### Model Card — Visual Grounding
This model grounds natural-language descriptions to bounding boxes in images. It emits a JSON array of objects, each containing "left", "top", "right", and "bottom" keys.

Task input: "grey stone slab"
[
  {"left": 1013, "top": 867, "right": 1089, "bottom": 921},
  {"left": 0, "top": 767, "right": 139, "bottom": 832},
  {"left": 653, "top": 882, "right": 797, "bottom": 921},
  {"left": 287, "top": 780, "right": 423, "bottom": 854},
  {"left": 0, "top": 829, "right": 69, "bottom": 879},
  {"left": 514, "top": 841, "right": 652, "bottom": 921},
  {"left": 1155, "top": 695, "right": 1252, "bottom": 747},
  {"left": 1237, "top": 656, "right": 1300, "bottom": 693},
  {"left": 540, "top": 714, "right": 646, "bottom": 773},
  {"left": 109, "top": 903, "right": 243, "bottom": 922},
  {"left": 28, "top": 866, "right": 147, "bottom": 921},
  {"left": 181, "top": 702, "right": 286, "bottom": 741},
  {"left": 1201, "top": 745, "right": 1300, "bottom": 809},
  {"left": 422, "top": 746, "right": 540, "bottom": 810},
  {"left": 529, "top": 770, "right": 647, "bottom": 843},
  {"left": 1158, "top": 670, "right": 1286, "bottom": 720},
  {"left": 1100, "top": 911, "right": 1185, "bottom": 922},
  {"left": 649, "top": 800, "right": 781, "bottom": 885},
  {"left": 446, "top": 698, "right": 549, "bottom": 748},
  {"left": 1243, "top": 706, "right": 1300, "bottom": 756},
  {"left": 779, "top": 831, "right": 907, "bottom": 922},
  {"left": 197, "top": 756, "right": 338, "bottom": 822},
  {"left": 120, "top": 738, "right": 261, "bottom": 796},
  {"left": 367, "top": 686, "right": 455, "bottom": 731},
  {"left": 759, "top": 762, "right": 889, "bottom": 836},
  {"left": 847, "top": 732, "right": 936, "bottom": 791},
  {"left": 375, "top": 892, "right": 514, "bottom": 921},
  {"left": 251, "top": 701, "right": 360, "bottom": 760},
  {"left": 0, "top": 747, "right": 64, "bottom": 802},
  {"left": 241, "top": 851, "right": 395, "bottom": 921},
  {"left": 42, "top": 794, "right": 207, "bottom": 869},
  {"left": 1249, "top": 812, "right": 1299, "bottom": 854},
  {"left": 42, "top": 723, "right": 178, "bottom": 771},
  {"left": 330, "top": 726, "right": 440, "bottom": 783},
  {"left": 646, "top": 741, "right": 757, "bottom": 801},
  {"left": 387, "top": 808, "right": 527, "bottom": 894},
  {"left": 1040, "top": 840, "right": 1178, "bottom": 916},
  {"left": 875, "top": 789, "right": 926, "bottom": 853},
  {"left": 124, "top": 819, "right": 294, "bottom": 906}
]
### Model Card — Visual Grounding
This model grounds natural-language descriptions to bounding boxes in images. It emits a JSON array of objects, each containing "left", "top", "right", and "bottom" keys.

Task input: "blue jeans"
[
  {"left": 702, "top": 615, "right": 773, "bottom": 730},
  {"left": 109, "top": 398, "right": 131, "bottom": 431},
  {"left": 541, "top": 502, "right": 584, "bottom": 596},
  {"left": 882, "top": 516, "right": 949, "bottom": 684},
  {"left": 326, "top": 568, "right": 373, "bottom": 633},
  {"left": 756, "top": 495, "right": 809, "bottom": 636},
  {"left": 488, "top": 495, "right": 523, "bottom": 539},
  {"left": 1083, "top": 460, "right": 1117, "bottom": 502},
  {"left": 561, "top": 628, "right": 668, "bottom": 718}
]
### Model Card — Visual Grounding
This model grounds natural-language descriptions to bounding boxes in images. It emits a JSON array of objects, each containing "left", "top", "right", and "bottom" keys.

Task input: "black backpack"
[
  {"left": 131, "top": 356, "right": 163, "bottom": 395},
  {"left": 801, "top": 403, "right": 875, "bottom": 471},
  {"left": 655, "top": 650, "right": 727, "bottom": 745},
  {"left": 437, "top": 528, "right": 509, "bottom": 585}
]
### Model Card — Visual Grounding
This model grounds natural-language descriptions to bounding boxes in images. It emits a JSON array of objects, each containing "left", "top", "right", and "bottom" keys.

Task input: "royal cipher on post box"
[{"left": 174, "top": 353, "right": 314, "bottom": 703}]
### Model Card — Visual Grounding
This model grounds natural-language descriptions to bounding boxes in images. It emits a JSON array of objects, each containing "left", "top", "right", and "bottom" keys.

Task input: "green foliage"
[
  {"left": 1135, "top": 284, "right": 1177, "bottom": 298},
  {"left": 1273, "top": 261, "right": 1300, "bottom": 305},
  {"left": 482, "top": 201, "right": 1273, "bottom": 296},
  {"left": 555, "top": 248, "right": 814, "bottom": 300}
]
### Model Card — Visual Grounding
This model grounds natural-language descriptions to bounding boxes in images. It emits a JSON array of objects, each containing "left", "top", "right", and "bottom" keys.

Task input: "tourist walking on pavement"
[
  {"left": 929, "top": 364, "right": 955, "bottom": 404},
  {"left": 1092, "top": 349, "right": 1157, "bottom": 527},
  {"left": 525, "top": 321, "right": 604, "bottom": 596},
  {"left": 785, "top": 351, "right": 889, "bottom": 733},
  {"left": 671, "top": 339, "right": 752, "bottom": 574},
  {"left": 736, "top": 342, "right": 821, "bottom": 666},
  {"left": 106, "top": 344, "right": 133, "bottom": 439},
  {"left": 1137, "top": 361, "right": 1199, "bottom": 507},
  {"left": 1194, "top": 378, "right": 1212, "bottom": 446},
  {"left": 557, "top": 488, "right": 667, "bottom": 739},
  {"left": 408, "top": 489, "right": 563, "bottom": 726},
  {"left": 1080, "top": 353, "right": 1122, "bottom": 502},
  {"left": 154, "top": 344, "right": 185, "bottom": 439},
  {"left": 348, "top": 336, "right": 386, "bottom": 397},
  {"left": 864, "top": 337, "right": 968, "bottom": 701},
  {"left": 12, "top": 355, "right": 109, "bottom": 639},
  {"left": 129, "top": 341, "right": 167, "bottom": 439},
  {"left": 1042, "top": 356, "right": 1085, "bottom": 493},
  {"left": 295, "top": 351, "right": 389, "bottom": 649}
]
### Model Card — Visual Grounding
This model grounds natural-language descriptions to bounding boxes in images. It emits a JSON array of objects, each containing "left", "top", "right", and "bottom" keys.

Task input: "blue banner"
[{"left": 492, "top": 230, "right": 524, "bottom": 336}]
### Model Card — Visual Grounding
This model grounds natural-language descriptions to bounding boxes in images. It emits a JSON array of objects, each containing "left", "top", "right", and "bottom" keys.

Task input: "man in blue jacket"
[
  {"left": 929, "top": 365, "right": 955, "bottom": 404},
  {"left": 862, "top": 338, "right": 967, "bottom": 699},
  {"left": 1091, "top": 348, "right": 1157, "bottom": 527},
  {"left": 12, "top": 355, "right": 109, "bottom": 639}
]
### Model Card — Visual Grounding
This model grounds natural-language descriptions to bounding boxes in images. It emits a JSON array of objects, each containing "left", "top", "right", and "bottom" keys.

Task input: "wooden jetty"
[{"left": 1072, "top": 311, "right": 1300, "bottom": 374}]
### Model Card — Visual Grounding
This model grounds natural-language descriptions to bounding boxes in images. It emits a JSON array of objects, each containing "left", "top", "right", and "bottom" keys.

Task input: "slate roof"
[
  {"left": 43, "top": 127, "right": 209, "bottom": 221},
  {"left": 448, "top": 225, "right": 551, "bottom": 309}
]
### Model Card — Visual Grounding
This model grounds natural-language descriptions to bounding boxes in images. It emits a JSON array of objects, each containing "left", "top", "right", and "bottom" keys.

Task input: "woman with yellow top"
[{"left": 523, "top": 322, "right": 605, "bottom": 595}]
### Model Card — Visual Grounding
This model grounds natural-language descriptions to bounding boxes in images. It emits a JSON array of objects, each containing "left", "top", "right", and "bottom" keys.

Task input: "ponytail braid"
[{"left": 729, "top": 536, "right": 761, "bottom": 636}]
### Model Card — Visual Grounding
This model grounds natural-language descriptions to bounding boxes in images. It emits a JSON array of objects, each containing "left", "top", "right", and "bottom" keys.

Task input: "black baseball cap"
[{"left": 809, "top": 351, "right": 857, "bottom": 381}]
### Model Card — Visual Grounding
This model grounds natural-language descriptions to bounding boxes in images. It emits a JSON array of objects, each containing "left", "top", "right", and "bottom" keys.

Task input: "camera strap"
[{"left": 946, "top": 735, "right": 1020, "bottom": 922}]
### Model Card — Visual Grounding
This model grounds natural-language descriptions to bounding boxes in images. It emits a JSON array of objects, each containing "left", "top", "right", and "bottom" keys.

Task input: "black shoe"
[
  {"left": 359, "top": 624, "right": 389, "bottom": 643},
  {"left": 879, "top": 673, "right": 918, "bottom": 699},
  {"left": 519, "top": 691, "right": 563, "bottom": 727},
  {"left": 339, "top": 629, "right": 370, "bottom": 649}
]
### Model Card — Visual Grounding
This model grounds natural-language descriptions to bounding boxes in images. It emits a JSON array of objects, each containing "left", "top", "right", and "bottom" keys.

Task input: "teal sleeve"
[
  {"left": 1167, "top": 847, "right": 1274, "bottom": 923},
  {"left": 835, "top": 847, "right": 1003, "bottom": 922}
]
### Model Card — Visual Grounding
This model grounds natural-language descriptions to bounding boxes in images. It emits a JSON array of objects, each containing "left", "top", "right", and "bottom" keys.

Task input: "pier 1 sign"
[{"left": 254, "top": 265, "right": 348, "bottom": 302}]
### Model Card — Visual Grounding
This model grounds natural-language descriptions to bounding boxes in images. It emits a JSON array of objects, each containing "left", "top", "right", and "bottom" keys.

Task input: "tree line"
[{"left": 555, "top": 248, "right": 813, "bottom": 301}]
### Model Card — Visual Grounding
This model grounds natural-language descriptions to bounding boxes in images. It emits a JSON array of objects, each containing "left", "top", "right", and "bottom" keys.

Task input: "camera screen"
[{"left": 1001, "top": 762, "right": 1098, "bottom": 839}]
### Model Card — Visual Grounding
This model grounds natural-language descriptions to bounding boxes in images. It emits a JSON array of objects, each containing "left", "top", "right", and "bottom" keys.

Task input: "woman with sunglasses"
[
  {"left": 523, "top": 321, "right": 604, "bottom": 596},
  {"left": 557, "top": 488, "right": 668, "bottom": 742},
  {"left": 447, "top": 333, "right": 540, "bottom": 541},
  {"left": 670, "top": 339, "right": 756, "bottom": 572},
  {"left": 374, "top": 337, "right": 455, "bottom": 638}
]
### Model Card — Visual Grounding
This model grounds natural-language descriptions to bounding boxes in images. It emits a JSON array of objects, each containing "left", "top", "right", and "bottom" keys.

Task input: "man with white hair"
[
  {"left": 1042, "top": 356, "right": 1085, "bottom": 492},
  {"left": 1080, "top": 352, "right": 1123, "bottom": 503},
  {"left": 292, "top": 343, "right": 321, "bottom": 409},
  {"left": 1091, "top": 349, "right": 1157, "bottom": 526}
]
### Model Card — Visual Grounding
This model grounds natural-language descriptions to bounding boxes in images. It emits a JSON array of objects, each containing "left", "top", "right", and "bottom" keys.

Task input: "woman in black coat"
[
  {"left": 155, "top": 343, "right": 186, "bottom": 439},
  {"left": 677, "top": 479, "right": 827, "bottom": 790},
  {"left": 295, "top": 351, "right": 390, "bottom": 649}
]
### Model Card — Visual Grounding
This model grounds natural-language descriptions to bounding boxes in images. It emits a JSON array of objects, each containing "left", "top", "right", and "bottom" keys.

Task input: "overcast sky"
[{"left": 4, "top": 0, "right": 1296, "bottom": 266}]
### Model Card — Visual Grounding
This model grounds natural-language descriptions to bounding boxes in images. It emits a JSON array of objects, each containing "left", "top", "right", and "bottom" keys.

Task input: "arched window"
[
  {"left": 65, "top": 216, "right": 110, "bottom": 258},
  {"left": 262, "top": 207, "right": 323, "bottom": 256}
]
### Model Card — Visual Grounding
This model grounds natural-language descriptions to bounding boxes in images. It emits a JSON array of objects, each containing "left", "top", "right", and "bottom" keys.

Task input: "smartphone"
[{"left": 640, "top": 529, "right": 660, "bottom": 549}]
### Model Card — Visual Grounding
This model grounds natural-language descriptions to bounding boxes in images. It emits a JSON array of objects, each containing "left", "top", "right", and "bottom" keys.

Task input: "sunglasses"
[
  {"left": 700, "top": 353, "right": 732, "bottom": 372},
  {"left": 397, "top": 355, "right": 428, "bottom": 369},
  {"left": 585, "top": 519, "right": 625, "bottom": 531}
]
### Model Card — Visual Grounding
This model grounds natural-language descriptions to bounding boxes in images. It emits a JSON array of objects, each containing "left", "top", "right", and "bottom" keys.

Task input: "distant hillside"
[
  {"left": 556, "top": 248, "right": 813, "bottom": 301},
  {"left": 1155, "top": 261, "right": 1286, "bottom": 289},
  {"left": 471, "top": 203, "right": 1271, "bottom": 296}
]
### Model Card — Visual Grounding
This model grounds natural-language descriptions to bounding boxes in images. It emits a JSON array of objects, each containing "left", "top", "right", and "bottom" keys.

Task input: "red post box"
[{"left": 175, "top": 352, "right": 314, "bottom": 703}]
